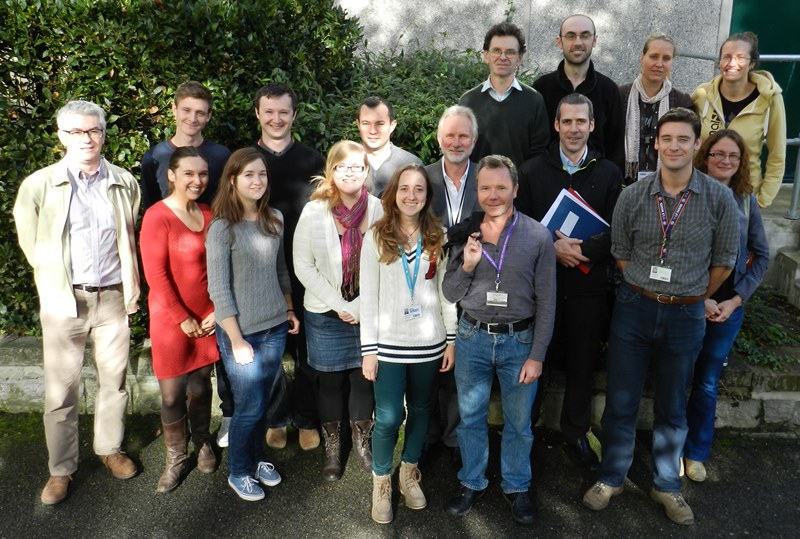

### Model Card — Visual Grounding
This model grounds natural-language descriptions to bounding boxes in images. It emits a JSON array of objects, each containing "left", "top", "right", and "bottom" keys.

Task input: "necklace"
[{"left": 400, "top": 223, "right": 420, "bottom": 245}]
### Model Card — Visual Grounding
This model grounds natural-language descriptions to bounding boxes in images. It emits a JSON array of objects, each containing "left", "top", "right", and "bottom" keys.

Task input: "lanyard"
[
  {"left": 480, "top": 211, "right": 519, "bottom": 290},
  {"left": 443, "top": 166, "right": 469, "bottom": 227},
  {"left": 656, "top": 190, "right": 692, "bottom": 263},
  {"left": 401, "top": 234, "right": 423, "bottom": 302}
]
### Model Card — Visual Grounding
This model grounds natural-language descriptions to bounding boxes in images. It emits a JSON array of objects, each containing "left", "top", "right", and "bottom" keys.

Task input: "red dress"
[{"left": 140, "top": 202, "right": 218, "bottom": 379}]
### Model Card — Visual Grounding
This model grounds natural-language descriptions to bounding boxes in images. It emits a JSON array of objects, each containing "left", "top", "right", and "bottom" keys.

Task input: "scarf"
[
  {"left": 332, "top": 186, "right": 369, "bottom": 300},
  {"left": 625, "top": 74, "right": 672, "bottom": 181}
]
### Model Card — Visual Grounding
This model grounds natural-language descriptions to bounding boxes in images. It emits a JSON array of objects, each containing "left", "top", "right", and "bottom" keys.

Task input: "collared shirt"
[
  {"left": 442, "top": 160, "right": 470, "bottom": 227},
  {"left": 559, "top": 145, "right": 588, "bottom": 176},
  {"left": 67, "top": 161, "right": 122, "bottom": 286},
  {"left": 481, "top": 77, "right": 523, "bottom": 102},
  {"left": 257, "top": 139, "right": 294, "bottom": 157},
  {"left": 611, "top": 168, "right": 739, "bottom": 296},
  {"left": 443, "top": 211, "right": 557, "bottom": 360},
  {"left": 366, "top": 143, "right": 392, "bottom": 172}
]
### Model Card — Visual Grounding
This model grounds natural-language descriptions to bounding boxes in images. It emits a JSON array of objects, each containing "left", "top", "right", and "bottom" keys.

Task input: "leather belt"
[
  {"left": 626, "top": 284, "right": 704, "bottom": 305},
  {"left": 462, "top": 312, "right": 533, "bottom": 334},
  {"left": 73, "top": 284, "right": 121, "bottom": 293}
]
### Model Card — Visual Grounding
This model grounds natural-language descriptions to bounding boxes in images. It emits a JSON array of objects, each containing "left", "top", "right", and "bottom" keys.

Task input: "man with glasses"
[
  {"left": 533, "top": 14, "right": 625, "bottom": 170},
  {"left": 14, "top": 100, "right": 141, "bottom": 504},
  {"left": 459, "top": 22, "right": 549, "bottom": 169},
  {"left": 253, "top": 82, "right": 325, "bottom": 453}
]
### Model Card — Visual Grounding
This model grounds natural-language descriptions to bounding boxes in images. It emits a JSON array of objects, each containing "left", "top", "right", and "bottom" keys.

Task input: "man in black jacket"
[{"left": 517, "top": 93, "right": 622, "bottom": 470}]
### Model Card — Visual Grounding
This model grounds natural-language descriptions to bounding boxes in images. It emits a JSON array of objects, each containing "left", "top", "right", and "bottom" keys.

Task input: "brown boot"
[
  {"left": 321, "top": 421, "right": 343, "bottom": 481},
  {"left": 351, "top": 419, "right": 374, "bottom": 472},
  {"left": 188, "top": 390, "right": 217, "bottom": 474},
  {"left": 157, "top": 417, "right": 188, "bottom": 493}
]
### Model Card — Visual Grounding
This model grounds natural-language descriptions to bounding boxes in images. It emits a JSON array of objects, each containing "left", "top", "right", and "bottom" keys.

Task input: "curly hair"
[
  {"left": 371, "top": 164, "right": 444, "bottom": 265},
  {"left": 693, "top": 129, "right": 752, "bottom": 198}
]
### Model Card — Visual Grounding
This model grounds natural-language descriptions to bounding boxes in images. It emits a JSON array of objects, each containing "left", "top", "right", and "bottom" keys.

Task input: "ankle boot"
[
  {"left": 157, "top": 417, "right": 188, "bottom": 493},
  {"left": 188, "top": 390, "right": 216, "bottom": 473},
  {"left": 399, "top": 461, "right": 427, "bottom": 509},
  {"left": 321, "top": 421, "right": 343, "bottom": 481},
  {"left": 351, "top": 419, "right": 374, "bottom": 472},
  {"left": 371, "top": 472, "right": 393, "bottom": 524}
]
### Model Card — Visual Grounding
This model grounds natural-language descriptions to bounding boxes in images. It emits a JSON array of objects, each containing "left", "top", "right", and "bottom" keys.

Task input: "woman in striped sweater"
[{"left": 360, "top": 163, "right": 457, "bottom": 524}]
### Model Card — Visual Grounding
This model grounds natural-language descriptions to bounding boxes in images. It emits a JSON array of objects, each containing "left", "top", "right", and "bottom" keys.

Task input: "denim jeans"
[
  {"left": 454, "top": 316, "right": 537, "bottom": 493},
  {"left": 685, "top": 305, "right": 745, "bottom": 463},
  {"left": 217, "top": 322, "right": 288, "bottom": 477},
  {"left": 599, "top": 283, "right": 705, "bottom": 492},
  {"left": 372, "top": 359, "right": 439, "bottom": 476}
]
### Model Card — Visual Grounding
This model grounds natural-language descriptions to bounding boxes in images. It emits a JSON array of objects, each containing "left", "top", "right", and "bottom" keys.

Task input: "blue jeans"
[
  {"left": 599, "top": 283, "right": 705, "bottom": 492},
  {"left": 684, "top": 305, "right": 745, "bottom": 462},
  {"left": 454, "top": 316, "right": 537, "bottom": 493},
  {"left": 217, "top": 322, "right": 288, "bottom": 477},
  {"left": 372, "top": 359, "right": 439, "bottom": 476}
]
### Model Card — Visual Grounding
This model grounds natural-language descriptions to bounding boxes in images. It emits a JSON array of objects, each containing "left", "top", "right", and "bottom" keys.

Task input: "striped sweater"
[{"left": 359, "top": 231, "right": 457, "bottom": 363}]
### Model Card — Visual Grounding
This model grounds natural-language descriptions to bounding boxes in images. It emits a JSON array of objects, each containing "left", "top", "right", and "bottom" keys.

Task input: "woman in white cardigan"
[
  {"left": 293, "top": 140, "right": 383, "bottom": 481},
  {"left": 360, "top": 164, "right": 457, "bottom": 524}
]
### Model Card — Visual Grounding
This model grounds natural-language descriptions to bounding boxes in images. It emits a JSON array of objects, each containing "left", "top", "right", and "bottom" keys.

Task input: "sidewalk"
[{"left": 1, "top": 413, "right": 797, "bottom": 538}]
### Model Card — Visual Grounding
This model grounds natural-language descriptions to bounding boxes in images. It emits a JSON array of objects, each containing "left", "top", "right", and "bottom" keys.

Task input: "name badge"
[
  {"left": 486, "top": 291, "right": 508, "bottom": 307},
  {"left": 637, "top": 170, "right": 652, "bottom": 182},
  {"left": 649, "top": 265, "right": 672, "bottom": 283},
  {"left": 404, "top": 304, "right": 423, "bottom": 320}
]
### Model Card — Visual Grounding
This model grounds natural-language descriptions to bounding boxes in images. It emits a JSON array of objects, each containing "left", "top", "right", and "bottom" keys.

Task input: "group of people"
[{"left": 13, "top": 12, "right": 783, "bottom": 529}]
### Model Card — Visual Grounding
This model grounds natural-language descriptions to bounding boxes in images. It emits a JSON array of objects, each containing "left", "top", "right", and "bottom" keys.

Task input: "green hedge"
[{"left": 1, "top": 1, "right": 534, "bottom": 336}]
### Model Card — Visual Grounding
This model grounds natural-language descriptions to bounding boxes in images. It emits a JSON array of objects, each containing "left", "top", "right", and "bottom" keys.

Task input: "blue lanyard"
[
  {"left": 656, "top": 191, "right": 692, "bottom": 263},
  {"left": 401, "top": 234, "right": 423, "bottom": 302},
  {"left": 480, "top": 211, "right": 519, "bottom": 290}
]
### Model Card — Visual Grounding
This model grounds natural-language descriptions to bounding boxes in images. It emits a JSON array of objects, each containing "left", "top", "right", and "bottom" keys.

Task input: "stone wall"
[{"left": 335, "top": 0, "right": 731, "bottom": 96}]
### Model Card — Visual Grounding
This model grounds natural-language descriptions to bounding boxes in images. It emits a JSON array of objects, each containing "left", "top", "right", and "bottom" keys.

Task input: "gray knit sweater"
[{"left": 206, "top": 212, "right": 292, "bottom": 335}]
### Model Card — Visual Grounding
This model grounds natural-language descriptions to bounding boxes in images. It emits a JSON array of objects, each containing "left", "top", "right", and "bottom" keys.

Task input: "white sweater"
[
  {"left": 359, "top": 230, "right": 457, "bottom": 363},
  {"left": 292, "top": 196, "right": 383, "bottom": 320}
]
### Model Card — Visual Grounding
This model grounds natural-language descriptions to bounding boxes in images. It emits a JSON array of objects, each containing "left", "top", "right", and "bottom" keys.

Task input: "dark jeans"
[
  {"left": 425, "top": 368, "right": 460, "bottom": 448},
  {"left": 599, "top": 283, "right": 705, "bottom": 492}
]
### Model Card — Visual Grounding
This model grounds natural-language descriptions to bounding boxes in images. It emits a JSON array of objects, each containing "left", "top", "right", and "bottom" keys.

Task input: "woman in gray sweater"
[{"left": 206, "top": 148, "right": 300, "bottom": 502}]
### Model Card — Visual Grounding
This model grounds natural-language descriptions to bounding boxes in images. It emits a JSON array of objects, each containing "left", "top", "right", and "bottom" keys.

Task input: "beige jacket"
[{"left": 14, "top": 158, "right": 141, "bottom": 317}]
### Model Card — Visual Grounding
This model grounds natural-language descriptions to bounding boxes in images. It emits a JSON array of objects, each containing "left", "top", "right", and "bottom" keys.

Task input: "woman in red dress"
[{"left": 140, "top": 146, "right": 219, "bottom": 492}]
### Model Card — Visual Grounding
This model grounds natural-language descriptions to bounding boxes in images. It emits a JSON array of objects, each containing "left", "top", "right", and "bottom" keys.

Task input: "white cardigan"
[{"left": 293, "top": 195, "right": 383, "bottom": 320}]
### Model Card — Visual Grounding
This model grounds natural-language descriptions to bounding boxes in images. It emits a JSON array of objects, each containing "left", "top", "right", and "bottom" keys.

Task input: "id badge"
[
  {"left": 404, "top": 304, "right": 423, "bottom": 321},
  {"left": 649, "top": 265, "right": 672, "bottom": 283},
  {"left": 486, "top": 291, "right": 508, "bottom": 307},
  {"left": 637, "top": 170, "right": 652, "bottom": 183}
]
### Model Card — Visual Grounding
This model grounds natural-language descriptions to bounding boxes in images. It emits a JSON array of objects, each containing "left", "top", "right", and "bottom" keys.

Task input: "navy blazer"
[{"left": 425, "top": 159, "right": 479, "bottom": 227}]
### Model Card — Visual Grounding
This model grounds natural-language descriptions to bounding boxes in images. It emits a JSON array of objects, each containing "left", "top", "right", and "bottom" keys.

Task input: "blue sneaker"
[
  {"left": 228, "top": 475, "right": 265, "bottom": 501},
  {"left": 256, "top": 461, "right": 282, "bottom": 487}
]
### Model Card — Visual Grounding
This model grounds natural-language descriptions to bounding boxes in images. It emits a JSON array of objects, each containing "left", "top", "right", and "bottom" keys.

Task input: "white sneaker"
[{"left": 217, "top": 416, "right": 232, "bottom": 448}]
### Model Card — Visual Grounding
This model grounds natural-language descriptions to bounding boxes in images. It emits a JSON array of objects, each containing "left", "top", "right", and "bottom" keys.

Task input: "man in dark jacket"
[{"left": 517, "top": 93, "right": 622, "bottom": 470}]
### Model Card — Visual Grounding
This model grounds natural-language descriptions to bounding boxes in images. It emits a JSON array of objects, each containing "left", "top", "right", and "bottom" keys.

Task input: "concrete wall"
[{"left": 336, "top": 0, "right": 731, "bottom": 95}]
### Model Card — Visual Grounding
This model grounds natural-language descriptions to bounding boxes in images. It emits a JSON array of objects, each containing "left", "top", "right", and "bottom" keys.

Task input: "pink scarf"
[{"left": 332, "top": 186, "right": 368, "bottom": 300}]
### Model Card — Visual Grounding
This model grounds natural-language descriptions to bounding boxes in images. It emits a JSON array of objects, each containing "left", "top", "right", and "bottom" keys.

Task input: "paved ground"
[{"left": 0, "top": 413, "right": 798, "bottom": 538}]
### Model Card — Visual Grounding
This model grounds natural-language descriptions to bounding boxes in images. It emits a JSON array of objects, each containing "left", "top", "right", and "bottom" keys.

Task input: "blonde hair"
[{"left": 309, "top": 140, "right": 368, "bottom": 209}]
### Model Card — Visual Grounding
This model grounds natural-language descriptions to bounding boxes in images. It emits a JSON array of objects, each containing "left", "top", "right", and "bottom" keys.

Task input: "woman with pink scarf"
[
  {"left": 619, "top": 35, "right": 692, "bottom": 184},
  {"left": 293, "top": 140, "right": 384, "bottom": 481}
]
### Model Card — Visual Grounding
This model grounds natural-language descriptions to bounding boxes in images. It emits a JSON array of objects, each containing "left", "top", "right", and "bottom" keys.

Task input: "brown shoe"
[
  {"left": 100, "top": 452, "right": 137, "bottom": 479},
  {"left": 299, "top": 428, "right": 320, "bottom": 451},
  {"left": 41, "top": 475, "right": 72, "bottom": 505},
  {"left": 266, "top": 427, "right": 287, "bottom": 449},
  {"left": 350, "top": 419, "right": 374, "bottom": 472}
]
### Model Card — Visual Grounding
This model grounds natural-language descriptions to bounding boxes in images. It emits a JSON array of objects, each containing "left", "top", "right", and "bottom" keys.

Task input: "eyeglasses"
[
  {"left": 334, "top": 164, "right": 366, "bottom": 173},
  {"left": 719, "top": 54, "right": 751, "bottom": 65},
  {"left": 708, "top": 151, "right": 741, "bottom": 162},
  {"left": 61, "top": 128, "right": 104, "bottom": 140},
  {"left": 560, "top": 32, "right": 595, "bottom": 42},
  {"left": 487, "top": 48, "right": 519, "bottom": 59}
]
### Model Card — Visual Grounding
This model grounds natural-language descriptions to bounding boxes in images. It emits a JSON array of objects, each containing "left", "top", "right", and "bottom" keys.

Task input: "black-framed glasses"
[
  {"left": 708, "top": 152, "right": 741, "bottom": 162},
  {"left": 60, "top": 128, "right": 104, "bottom": 140},
  {"left": 334, "top": 164, "right": 366, "bottom": 173}
]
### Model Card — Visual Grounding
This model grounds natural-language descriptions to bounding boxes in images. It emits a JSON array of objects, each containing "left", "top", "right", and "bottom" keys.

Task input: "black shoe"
[
  {"left": 446, "top": 484, "right": 486, "bottom": 517},
  {"left": 503, "top": 491, "right": 537, "bottom": 525},
  {"left": 449, "top": 446, "right": 462, "bottom": 469},
  {"left": 567, "top": 436, "right": 600, "bottom": 472}
]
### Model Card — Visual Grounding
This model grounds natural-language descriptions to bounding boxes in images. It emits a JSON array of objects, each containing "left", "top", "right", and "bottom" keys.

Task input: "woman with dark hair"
[
  {"left": 293, "top": 140, "right": 383, "bottom": 481},
  {"left": 140, "top": 146, "right": 219, "bottom": 492},
  {"left": 683, "top": 129, "right": 769, "bottom": 482},
  {"left": 360, "top": 163, "right": 457, "bottom": 524},
  {"left": 693, "top": 32, "right": 786, "bottom": 207},
  {"left": 619, "top": 34, "right": 692, "bottom": 184},
  {"left": 206, "top": 147, "right": 300, "bottom": 501}
]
